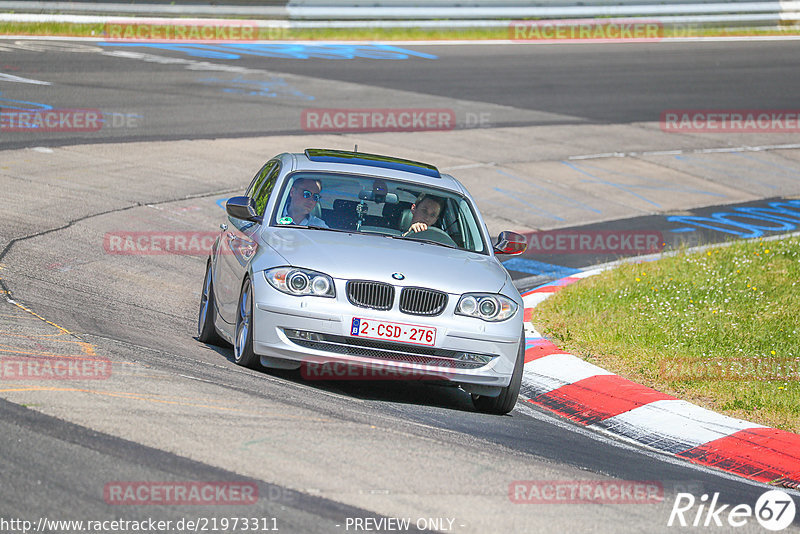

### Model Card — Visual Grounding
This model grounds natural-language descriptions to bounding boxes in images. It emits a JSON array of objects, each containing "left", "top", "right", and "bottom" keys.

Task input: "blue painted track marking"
[
  {"left": 197, "top": 76, "right": 315, "bottom": 100},
  {"left": 98, "top": 43, "right": 438, "bottom": 61},
  {"left": 495, "top": 168, "right": 602, "bottom": 215},
  {"left": 732, "top": 152, "right": 800, "bottom": 180},
  {"left": 0, "top": 92, "right": 53, "bottom": 111},
  {"left": 675, "top": 154, "right": 778, "bottom": 190},
  {"left": 502, "top": 258, "right": 580, "bottom": 278},
  {"left": 561, "top": 161, "right": 662, "bottom": 208},
  {"left": 574, "top": 161, "right": 725, "bottom": 199},
  {"left": 491, "top": 187, "right": 565, "bottom": 222},
  {"left": 666, "top": 200, "right": 800, "bottom": 238}
]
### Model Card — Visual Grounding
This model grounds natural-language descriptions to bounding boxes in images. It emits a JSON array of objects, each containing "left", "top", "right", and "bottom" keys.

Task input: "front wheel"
[
  {"left": 472, "top": 330, "right": 525, "bottom": 415},
  {"left": 234, "top": 277, "right": 261, "bottom": 369},
  {"left": 197, "top": 260, "right": 223, "bottom": 345}
]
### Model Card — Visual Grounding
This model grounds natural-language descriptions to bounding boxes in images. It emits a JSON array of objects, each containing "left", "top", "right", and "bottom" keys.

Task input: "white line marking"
[
  {"left": 569, "top": 143, "right": 800, "bottom": 160},
  {"left": 442, "top": 162, "right": 497, "bottom": 170},
  {"left": 0, "top": 72, "right": 51, "bottom": 85},
  {"left": 521, "top": 292, "right": 552, "bottom": 308},
  {"left": 523, "top": 353, "right": 614, "bottom": 394},
  {"left": 590, "top": 399, "right": 765, "bottom": 451},
  {"left": 514, "top": 400, "right": 800, "bottom": 494},
  {"left": 178, "top": 374, "right": 216, "bottom": 384}
]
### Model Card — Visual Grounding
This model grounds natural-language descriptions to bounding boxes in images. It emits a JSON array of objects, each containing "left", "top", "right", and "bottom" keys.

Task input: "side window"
[
  {"left": 245, "top": 162, "right": 272, "bottom": 198},
  {"left": 252, "top": 163, "right": 280, "bottom": 216},
  {"left": 458, "top": 198, "right": 484, "bottom": 253}
]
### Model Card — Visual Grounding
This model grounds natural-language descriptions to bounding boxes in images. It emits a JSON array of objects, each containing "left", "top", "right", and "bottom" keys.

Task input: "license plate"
[{"left": 350, "top": 317, "right": 436, "bottom": 346}]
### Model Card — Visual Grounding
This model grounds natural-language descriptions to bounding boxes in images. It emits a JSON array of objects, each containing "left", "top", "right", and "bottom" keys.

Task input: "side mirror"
[
  {"left": 493, "top": 231, "right": 527, "bottom": 255},
  {"left": 226, "top": 196, "right": 261, "bottom": 222}
]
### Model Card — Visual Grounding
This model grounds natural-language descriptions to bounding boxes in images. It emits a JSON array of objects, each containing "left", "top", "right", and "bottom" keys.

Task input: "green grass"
[
  {"left": 531, "top": 236, "right": 800, "bottom": 432},
  {"left": 2, "top": 21, "right": 800, "bottom": 41},
  {"left": 0, "top": 22, "right": 507, "bottom": 40}
]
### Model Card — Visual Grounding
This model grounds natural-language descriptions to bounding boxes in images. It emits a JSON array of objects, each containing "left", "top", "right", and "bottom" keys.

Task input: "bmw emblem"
[{"left": 391, "top": 273, "right": 405, "bottom": 280}]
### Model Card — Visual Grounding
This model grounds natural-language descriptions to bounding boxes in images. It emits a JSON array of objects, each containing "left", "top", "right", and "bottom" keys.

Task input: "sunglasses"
[{"left": 302, "top": 190, "right": 322, "bottom": 202}]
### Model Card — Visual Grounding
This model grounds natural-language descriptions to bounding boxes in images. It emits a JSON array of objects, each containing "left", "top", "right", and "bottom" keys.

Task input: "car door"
[{"left": 215, "top": 160, "right": 280, "bottom": 324}]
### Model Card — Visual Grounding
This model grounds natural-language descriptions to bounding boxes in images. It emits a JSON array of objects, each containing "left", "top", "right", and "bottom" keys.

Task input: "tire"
[
  {"left": 234, "top": 277, "right": 261, "bottom": 369},
  {"left": 197, "top": 260, "right": 223, "bottom": 345},
  {"left": 472, "top": 329, "right": 525, "bottom": 415}
]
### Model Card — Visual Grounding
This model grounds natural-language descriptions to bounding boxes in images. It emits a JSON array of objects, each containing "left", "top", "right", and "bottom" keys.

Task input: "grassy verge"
[
  {"left": 0, "top": 22, "right": 505, "bottom": 40},
  {"left": 531, "top": 236, "right": 800, "bottom": 432},
  {"left": 1, "top": 21, "right": 800, "bottom": 41}
]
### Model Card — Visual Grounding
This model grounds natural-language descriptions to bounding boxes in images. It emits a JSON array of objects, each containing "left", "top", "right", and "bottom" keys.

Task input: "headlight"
[
  {"left": 265, "top": 267, "right": 335, "bottom": 298},
  {"left": 456, "top": 293, "right": 517, "bottom": 322}
]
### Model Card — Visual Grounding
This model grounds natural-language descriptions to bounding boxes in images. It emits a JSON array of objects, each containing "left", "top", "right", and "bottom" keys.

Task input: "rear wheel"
[
  {"left": 472, "top": 329, "right": 525, "bottom": 415},
  {"left": 197, "top": 260, "right": 223, "bottom": 345},
  {"left": 234, "top": 277, "right": 261, "bottom": 369}
]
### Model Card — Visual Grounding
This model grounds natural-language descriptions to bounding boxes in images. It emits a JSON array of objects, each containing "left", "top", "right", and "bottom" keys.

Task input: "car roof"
[{"left": 283, "top": 149, "right": 465, "bottom": 193}]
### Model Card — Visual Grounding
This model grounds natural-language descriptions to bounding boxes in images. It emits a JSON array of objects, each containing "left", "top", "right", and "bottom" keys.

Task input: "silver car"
[{"left": 198, "top": 149, "right": 528, "bottom": 414}]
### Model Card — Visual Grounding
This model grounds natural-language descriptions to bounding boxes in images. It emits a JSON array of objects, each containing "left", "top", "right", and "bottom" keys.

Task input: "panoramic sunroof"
[{"left": 304, "top": 148, "right": 441, "bottom": 179}]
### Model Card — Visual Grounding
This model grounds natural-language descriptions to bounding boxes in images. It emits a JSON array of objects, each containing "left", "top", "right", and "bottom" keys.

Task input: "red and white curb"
[{"left": 520, "top": 269, "right": 800, "bottom": 489}]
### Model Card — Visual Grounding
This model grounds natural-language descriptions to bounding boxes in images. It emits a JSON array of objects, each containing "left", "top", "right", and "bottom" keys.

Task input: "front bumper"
[{"left": 250, "top": 275, "right": 522, "bottom": 387}]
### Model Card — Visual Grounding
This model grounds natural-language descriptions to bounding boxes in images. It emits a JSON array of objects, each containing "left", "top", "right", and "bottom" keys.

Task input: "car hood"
[{"left": 259, "top": 228, "right": 508, "bottom": 294}]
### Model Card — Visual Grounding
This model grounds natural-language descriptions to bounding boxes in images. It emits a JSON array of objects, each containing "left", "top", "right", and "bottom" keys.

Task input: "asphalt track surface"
[
  {"left": 1, "top": 38, "right": 800, "bottom": 532},
  {"left": 0, "top": 40, "right": 799, "bottom": 147}
]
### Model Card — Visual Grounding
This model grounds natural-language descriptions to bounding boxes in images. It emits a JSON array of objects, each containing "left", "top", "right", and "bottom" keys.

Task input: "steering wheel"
[{"left": 408, "top": 227, "right": 458, "bottom": 248}]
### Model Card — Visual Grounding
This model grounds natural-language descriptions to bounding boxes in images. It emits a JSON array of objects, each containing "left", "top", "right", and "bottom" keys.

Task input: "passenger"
[
  {"left": 281, "top": 178, "right": 328, "bottom": 228},
  {"left": 403, "top": 193, "right": 444, "bottom": 235}
]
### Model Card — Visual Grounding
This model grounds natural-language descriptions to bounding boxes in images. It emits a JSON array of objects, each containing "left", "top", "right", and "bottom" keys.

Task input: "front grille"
[
  {"left": 284, "top": 330, "right": 494, "bottom": 370},
  {"left": 346, "top": 280, "right": 394, "bottom": 310},
  {"left": 399, "top": 287, "right": 448, "bottom": 316}
]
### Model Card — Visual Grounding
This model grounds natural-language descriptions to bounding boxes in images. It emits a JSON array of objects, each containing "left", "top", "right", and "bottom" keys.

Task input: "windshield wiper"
[{"left": 279, "top": 225, "right": 351, "bottom": 233}]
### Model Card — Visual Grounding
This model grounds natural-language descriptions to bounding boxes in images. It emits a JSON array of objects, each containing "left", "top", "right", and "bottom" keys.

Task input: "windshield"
[{"left": 271, "top": 172, "right": 487, "bottom": 253}]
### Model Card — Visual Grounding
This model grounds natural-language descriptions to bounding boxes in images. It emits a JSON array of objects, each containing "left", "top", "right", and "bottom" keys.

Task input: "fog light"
[
  {"left": 457, "top": 353, "right": 493, "bottom": 364},
  {"left": 284, "top": 329, "right": 324, "bottom": 342}
]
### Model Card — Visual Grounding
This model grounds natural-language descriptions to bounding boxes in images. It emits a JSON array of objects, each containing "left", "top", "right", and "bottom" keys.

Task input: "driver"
[
  {"left": 282, "top": 177, "right": 328, "bottom": 228},
  {"left": 403, "top": 193, "right": 444, "bottom": 235}
]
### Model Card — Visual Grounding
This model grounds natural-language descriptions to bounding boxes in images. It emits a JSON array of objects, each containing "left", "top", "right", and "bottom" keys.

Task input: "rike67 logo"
[{"left": 668, "top": 489, "right": 796, "bottom": 531}]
